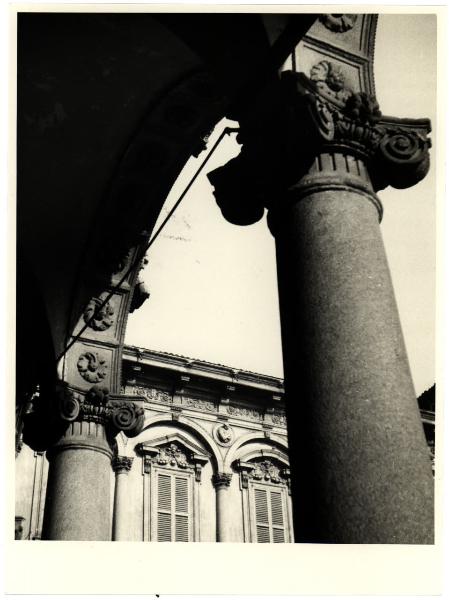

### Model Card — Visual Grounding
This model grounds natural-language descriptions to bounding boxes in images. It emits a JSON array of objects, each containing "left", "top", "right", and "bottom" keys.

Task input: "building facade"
[
  {"left": 15, "top": 12, "right": 435, "bottom": 544},
  {"left": 16, "top": 346, "right": 293, "bottom": 542},
  {"left": 15, "top": 346, "right": 435, "bottom": 542}
]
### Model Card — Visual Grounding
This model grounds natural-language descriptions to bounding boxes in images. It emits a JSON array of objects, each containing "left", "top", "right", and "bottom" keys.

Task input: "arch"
[
  {"left": 224, "top": 432, "right": 288, "bottom": 471},
  {"left": 130, "top": 413, "right": 223, "bottom": 472},
  {"left": 232, "top": 446, "right": 290, "bottom": 467}
]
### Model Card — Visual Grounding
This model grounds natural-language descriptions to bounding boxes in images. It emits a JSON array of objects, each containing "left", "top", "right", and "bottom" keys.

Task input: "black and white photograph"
[{"left": 9, "top": 4, "right": 443, "bottom": 595}]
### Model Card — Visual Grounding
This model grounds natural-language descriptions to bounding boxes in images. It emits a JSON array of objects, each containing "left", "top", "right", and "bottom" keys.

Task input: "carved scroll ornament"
[{"left": 58, "top": 384, "right": 144, "bottom": 436}]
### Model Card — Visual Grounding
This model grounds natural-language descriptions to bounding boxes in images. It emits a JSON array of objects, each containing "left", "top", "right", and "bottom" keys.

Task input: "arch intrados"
[{"left": 224, "top": 433, "right": 288, "bottom": 471}]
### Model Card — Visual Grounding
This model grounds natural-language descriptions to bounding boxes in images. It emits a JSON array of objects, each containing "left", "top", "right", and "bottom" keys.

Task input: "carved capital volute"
[
  {"left": 212, "top": 472, "right": 233, "bottom": 490},
  {"left": 207, "top": 70, "right": 431, "bottom": 227},
  {"left": 112, "top": 455, "right": 134, "bottom": 474},
  {"left": 22, "top": 382, "right": 145, "bottom": 452}
]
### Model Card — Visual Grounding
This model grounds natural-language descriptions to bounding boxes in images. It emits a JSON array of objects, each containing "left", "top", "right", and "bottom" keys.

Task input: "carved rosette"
[
  {"left": 112, "top": 456, "right": 134, "bottom": 474},
  {"left": 83, "top": 296, "right": 115, "bottom": 331},
  {"left": 77, "top": 351, "right": 108, "bottom": 383},
  {"left": 212, "top": 472, "right": 233, "bottom": 489}
]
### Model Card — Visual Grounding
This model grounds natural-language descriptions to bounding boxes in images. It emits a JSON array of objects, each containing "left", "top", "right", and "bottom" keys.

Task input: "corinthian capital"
[{"left": 212, "top": 472, "right": 233, "bottom": 489}]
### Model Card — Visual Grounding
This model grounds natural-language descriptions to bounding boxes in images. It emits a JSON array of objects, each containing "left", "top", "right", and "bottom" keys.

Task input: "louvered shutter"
[
  {"left": 174, "top": 476, "right": 189, "bottom": 542},
  {"left": 156, "top": 471, "right": 191, "bottom": 542},
  {"left": 270, "top": 490, "right": 285, "bottom": 543},
  {"left": 253, "top": 485, "right": 287, "bottom": 543},
  {"left": 254, "top": 488, "right": 270, "bottom": 543},
  {"left": 157, "top": 473, "right": 172, "bottom": 541}
]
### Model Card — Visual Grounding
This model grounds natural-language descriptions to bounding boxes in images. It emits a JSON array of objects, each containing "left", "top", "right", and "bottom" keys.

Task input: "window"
[
  {"left": 156, "top": 471, "right": 192, "bottom": 542},
  {"left": 237, "top": 456, "right": 294, "bottom": 543},
  {"left": 253, "top": 485, "right": 287, "bottom": 543},
  {"left": 139, "top": 437, "right": 209, "bottom": 542}
]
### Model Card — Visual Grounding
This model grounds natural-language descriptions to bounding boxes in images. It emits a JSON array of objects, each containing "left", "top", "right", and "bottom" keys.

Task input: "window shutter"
[
  {"left": 157, "top": 473, "right": 172, "bottom": 541},
  {"left": 254, "top": 488, "right": 270, "bottom": 543},
  {"left": 174, "top": 476, "right": 189, "bottom": 542},
  {"left": 270, "top": 490, "right": 285, "bottom": 543}
]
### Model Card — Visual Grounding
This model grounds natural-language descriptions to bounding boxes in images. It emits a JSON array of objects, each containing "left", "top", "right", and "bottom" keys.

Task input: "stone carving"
[
  {"left": 214, "top": 423, "right": 234, "bottom": 446},
  {"left": 343, "top": 92, "right": 381, "bottom": 125},
  {"left": 58, "top": 385, "right": 81, "bottom": 421},
  {"left": 226, "top": 405, "right": 262, "bottom": 421},
  {"left": 212, "top": 472, "right": 232, "bottom": 489},
  {"left": 271, "top": 413, "right": 287, "bottom": 427},
  {"left": 310, "top": 60, "right": 352, "bottom": 105},
  {"left": 77, "top": 351, "right": 108, "bottom": 383},
  {"left": 129, "top": 386, "right": 171, "bottom": 405},
  {"left": 239, "top": 459, "right": 291, "bottom": 490},
  {"left": 56, "top": 384, "right": 144, "bottom": 437},
  {"left": 319, "top": 14, "right": 358, "bottom": 32},
  {"left": 83, "top": 296, "right": 115, "bottom": 331},
  {"left": 110, "top": 401, "right": 145, "bottom": 434},
  {"left": 252, "top": 460, "right": 282, "bottom": 483},
  {"left": 157, "top": 443, "right": 189, "bottom": 468},
  {"left": 184, "top": 396, "right": 215, "bottom": 412},
  {"left": 112, "top": 456, "right": 134, "bottom": 474}
]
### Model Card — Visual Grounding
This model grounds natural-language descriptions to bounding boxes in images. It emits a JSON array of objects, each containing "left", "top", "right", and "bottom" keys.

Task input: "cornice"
[{"left": 122, "top": 345, "right": 284, "bottom": 394}]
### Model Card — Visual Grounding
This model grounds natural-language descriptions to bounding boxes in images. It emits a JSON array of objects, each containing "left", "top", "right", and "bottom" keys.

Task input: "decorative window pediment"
[
  {"left": 137, "top": 433, "right": 209, "bottom": 482},
  {"left": 237, "top": 457, "right": 291, "bottom": 493}
]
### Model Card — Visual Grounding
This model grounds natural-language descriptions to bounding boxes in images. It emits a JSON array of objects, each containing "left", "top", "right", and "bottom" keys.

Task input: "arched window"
[
  {"left": 137, "top": 435, "right": 209, "bottom": 541},
  {"left": 236, "top": 456, "right": 293, "bottom": 543}
]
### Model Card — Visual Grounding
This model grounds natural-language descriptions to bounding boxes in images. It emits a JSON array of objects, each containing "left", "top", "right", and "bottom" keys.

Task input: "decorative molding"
[
  {"left": 319, "top": 14, "right": 358, "bottom": 33},
  {"left": 271, "top": 412, "right": 287, "bottom": 427},
  {"left": 83, "top": 296, "right": 115, "bottom": 331},
  {"left": 237, "top": 458, "right": 291, "bottom": 492},
  {"left": 183, "top": 396, "right": 216, "bottom": 412},
  {"left": 138, "top": 439, "right": 209, "bottom": 482},
  {"left": 213, "top": 422, "right": 234, "bottom": 446},
  {"left": 212, "top": 472, "right": 233, "bottom": 489},
  {"left": 226, "top": 405, "right": 262, "bottom": 422},
  {"left": 112, "top": 455, "right": 134, "bottom": 474},
  {"left": 77, "top": 351, "right": 108, "bottom": 383},
  {"left": 128, "top": 385, "right": 171, "bottom": 405}
]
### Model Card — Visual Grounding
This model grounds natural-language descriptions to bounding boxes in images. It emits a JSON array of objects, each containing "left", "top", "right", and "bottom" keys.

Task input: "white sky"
[{"left": 126, "top": 14, "right": 436, "bottom": 397}]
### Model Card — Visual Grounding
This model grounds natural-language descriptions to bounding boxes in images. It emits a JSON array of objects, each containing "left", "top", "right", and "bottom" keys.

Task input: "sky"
[{"left": 125, "top": 14, "right": 437, "bottom": 397}]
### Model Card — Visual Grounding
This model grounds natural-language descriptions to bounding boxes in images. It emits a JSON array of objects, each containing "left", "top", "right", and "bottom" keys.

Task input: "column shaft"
[
  {"left": 213, "top": 473, "right": 232, "bottom": 542},
  {"left": 41, "top": 421, "right": 112, "bottom": 541},
  {"left": 273, "top": 184, "right": 434, "bottom": 543}
]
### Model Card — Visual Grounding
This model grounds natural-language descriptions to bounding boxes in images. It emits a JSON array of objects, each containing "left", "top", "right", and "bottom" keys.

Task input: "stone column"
[
  {"left": 42, "top": 421, "right": 113, "bottom": 541},
  {"left": 39, "top": 384, "right": 144, "bottom": 541},
  {"left": 269, "top": 149, "right": 434, "bottom": 543},
  {"left": 212, "top": 472, "right": 233, "bottom": 542},
  {"left": 208, "top": 71, "right": 434, "bottom": 543},
  {"left": 112, "top": 456, "right": 134, "bottom": 541}
]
